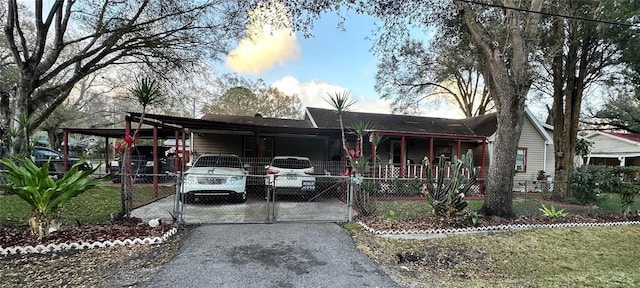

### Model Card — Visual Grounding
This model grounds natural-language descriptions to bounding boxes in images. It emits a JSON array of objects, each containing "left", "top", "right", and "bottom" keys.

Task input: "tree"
[
  {"left": 537, "top": 1, "right": 639, "bottom": 200},
  {"left": 274, "top": 0, "right": 543, "bottom": 217},
  {"left": 2, "top": 0, "right": 250, "bottom": 156},
  {"left": 375, "top": 35, "right": 493, "bottom": 117},
  {"left": 593, "top": 89, "right": 640, "bottom": 133},
  {"left": 202, "top": 75, "right": 304, "bottom": 119}
]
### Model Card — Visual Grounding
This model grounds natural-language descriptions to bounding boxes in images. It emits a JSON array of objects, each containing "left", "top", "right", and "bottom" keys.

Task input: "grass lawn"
[
  {"left": 369, "top": 193, "right": 640, "bottom": 219},
  {"left": 349, "top": 224, "right": 640, "bottom": 287},
  {"left": 0, "top": 184, "right": 175, "bottom": 227}
]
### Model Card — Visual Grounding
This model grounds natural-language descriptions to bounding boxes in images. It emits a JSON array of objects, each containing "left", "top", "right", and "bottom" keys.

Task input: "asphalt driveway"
[{"left": 151, "top": 223, "right": 398, "bottom": 288}]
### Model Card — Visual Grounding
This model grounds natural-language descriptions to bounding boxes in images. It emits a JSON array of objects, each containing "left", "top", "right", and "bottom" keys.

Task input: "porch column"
[
  {"left": 63, "top": 129, "right": 69, "bottom": 172},
  {"left": 429, "top": 137, "right": 434, "bottom": 164},
  {"left": 400, "top": 136, "right": 406, "bottom": 177},
  {"left": 152, "top": 126, "right": 158, "bottom": 198},
  {"left": 174, "top": 130, "right": 179, "bottom": 173},
  {"left": 480, "top": 139, "right": 487, "bottom": 178},
  {"left": 456, "top": 139, "right": 462, "bottom": 159},
  {"left": 370, "top": 132, "right": 376, "bottom": 177},
  {"left": 104, "top": 136, "right": 109, "bottom": 173},
  {"left": 181, "top": 131, "right": 187, "bottom": 171}
]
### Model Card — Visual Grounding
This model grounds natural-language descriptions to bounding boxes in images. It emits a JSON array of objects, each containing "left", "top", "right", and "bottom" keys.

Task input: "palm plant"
[
  {"left": 0, "top": 155, "right": 108, "bottom": 240},
  {"left": 352, "top": 120, "right": 373, "bottom": 154},
  {"left": 120, "top": 77, "right": 164, "bottom": 219},
  {"left": 326, "top": 91, "right": 356, "bottom": 170}
]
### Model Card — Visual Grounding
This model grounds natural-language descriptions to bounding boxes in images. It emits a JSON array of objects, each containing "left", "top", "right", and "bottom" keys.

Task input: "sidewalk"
[{"left": 150, "top": 223, "right": 398, "bottom": 288}]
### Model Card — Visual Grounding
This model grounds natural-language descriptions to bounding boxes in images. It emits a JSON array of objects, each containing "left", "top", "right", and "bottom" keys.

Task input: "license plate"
[
  {"left": 287, "top": 175, "right": 297, "bottom": 180},
  {"left": 302, "top": 180, "right": 315, "bottom": 191},
  {"left": 198, "top": 177, "right": 226, "bottom": 184}
]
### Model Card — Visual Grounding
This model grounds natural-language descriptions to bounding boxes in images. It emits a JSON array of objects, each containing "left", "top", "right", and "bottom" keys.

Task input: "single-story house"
[
  {"left": 584, "top": 131, "right": 640, "bottom": 166},
  {"left": 118, "top": 106, "right": 554, "bottom": 185}
]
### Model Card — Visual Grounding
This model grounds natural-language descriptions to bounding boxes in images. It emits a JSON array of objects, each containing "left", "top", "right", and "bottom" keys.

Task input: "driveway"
[{"left": 151, "top": 223, "right": 399, "bottom": 287}]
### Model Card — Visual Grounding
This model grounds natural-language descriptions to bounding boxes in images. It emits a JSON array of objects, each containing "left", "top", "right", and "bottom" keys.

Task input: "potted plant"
[{"left": 536, "top": 170, "right": 546, "bottom": 180}]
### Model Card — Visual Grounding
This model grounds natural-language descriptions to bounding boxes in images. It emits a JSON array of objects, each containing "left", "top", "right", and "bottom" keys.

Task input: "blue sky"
[{"left": 219, "top": 8, "right": 396, "bottom": 114}]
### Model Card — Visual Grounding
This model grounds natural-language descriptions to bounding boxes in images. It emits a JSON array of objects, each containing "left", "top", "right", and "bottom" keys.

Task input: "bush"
[
  {"left": 569, "top": 166, "right": 622, "bottom": 204},
  {"left": 392, "top": 177, "right": 423, "bottom": 196}
]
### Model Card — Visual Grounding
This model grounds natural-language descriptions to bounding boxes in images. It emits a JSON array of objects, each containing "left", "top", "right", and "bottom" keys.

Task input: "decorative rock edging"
[
  {"left": 358, "top": 220, "right": 640, "bottom": 235},
  {"left": 0, "top": 227, "right": 178, "bottom": 256}
]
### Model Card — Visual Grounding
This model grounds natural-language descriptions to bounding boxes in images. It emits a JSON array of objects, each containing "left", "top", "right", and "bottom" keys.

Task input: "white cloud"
[
  {"left": 271, "top": 76, "right": 393, "bottom": 114},
  {"left": 226, "top": 2, "right": 300, "bottom": 74}
]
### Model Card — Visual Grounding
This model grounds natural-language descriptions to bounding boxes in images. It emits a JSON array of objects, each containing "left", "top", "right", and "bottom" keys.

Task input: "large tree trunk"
[
  {"left": 456, "top": 1, "right": 539, "bottom": 218},
  {"left": 551, "top": 8, "right": 593, "bottom": 200}
]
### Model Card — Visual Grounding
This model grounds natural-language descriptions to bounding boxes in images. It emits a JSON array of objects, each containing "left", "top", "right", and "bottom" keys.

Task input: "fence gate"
[{"left": 174, "top": 173, "right": 352, "bottom": 224}]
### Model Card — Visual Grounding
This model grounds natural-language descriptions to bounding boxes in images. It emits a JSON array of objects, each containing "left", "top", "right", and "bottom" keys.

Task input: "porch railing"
[{"left": 239, "top": 158, "right": 478, "bottom": 180}]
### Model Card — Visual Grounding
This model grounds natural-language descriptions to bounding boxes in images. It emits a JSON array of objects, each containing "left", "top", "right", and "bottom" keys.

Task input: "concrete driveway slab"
[{"left": 151, "top": 223, "right": 398, "bottom": 288}]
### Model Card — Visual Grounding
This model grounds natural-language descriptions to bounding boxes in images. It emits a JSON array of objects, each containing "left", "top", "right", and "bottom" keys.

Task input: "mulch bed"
[
  {"left": 359, "top": 214, "right": 640, "bottom": 232},
  {"left": 1, "top": 222, "right": 175, "bottom": 248}
]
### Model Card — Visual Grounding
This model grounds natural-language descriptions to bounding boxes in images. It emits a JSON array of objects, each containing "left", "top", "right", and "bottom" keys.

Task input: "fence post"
[
  {"left": 347, "top": 176, "right": 354, "bottom": 222},
  {"left": 173, "top": 172, "right": 184, "bottom": 224}
]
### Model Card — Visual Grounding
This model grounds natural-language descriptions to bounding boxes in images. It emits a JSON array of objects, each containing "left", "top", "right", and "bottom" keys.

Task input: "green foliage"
[
  {"left": 0, "top": 155, "right": 109, "bottom": 239},
  {"left": 465, "top": 211, "right": 480, "bottom": 227},
  {"left": 423, "top": 149, "right": 478, "bottom": 219},
  {"left": 538, "top": 204, "right": 568, "bottom": 218},
  {"left": 575, "top": 138, "right": 593, "bottom": 157},
  {"left": 619, "top": 182, "right": 638, "bottom": 218},
  {"left": 379, "top": 209, "right": 396, "bottom": 225},
  {"left": 392, "top": 177, "right": 423, "bottom": 196},
  {"left": 131, "top": 78, "right": 164, "bottom": 108},
  {"left": 355, "top": 178, "right": 377, "bottom": 216}
]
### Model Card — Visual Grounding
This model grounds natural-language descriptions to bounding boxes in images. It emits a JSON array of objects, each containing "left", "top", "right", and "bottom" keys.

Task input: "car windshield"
[
  {"left": 194, "top": 155, "right": 242, "bottom": 168},
  {"left": 271, "top": 158, "right": 312, "bottom": 169},
  {"left": 33, "top": 148, "right": 62, "bottom": 159}
]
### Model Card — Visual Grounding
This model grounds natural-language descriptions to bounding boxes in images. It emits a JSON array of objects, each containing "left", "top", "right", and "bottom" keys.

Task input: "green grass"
[
  {"left": 358, "top": 225, "right": 640, "bottom": 287},
  {"left": 0, "top": 184, "right": 175, "bottom": 227},
  {"left": 368, "top": 193, "right": 640, "bottom": 219}
]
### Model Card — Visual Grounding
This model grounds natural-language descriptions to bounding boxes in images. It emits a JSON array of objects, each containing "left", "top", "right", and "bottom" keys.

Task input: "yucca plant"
[
  {"left": 0, "top": 155, "right": 109, "bottom": 240},
  {"left": 423, "top": 149, "right": 478, "bottom": 219}
]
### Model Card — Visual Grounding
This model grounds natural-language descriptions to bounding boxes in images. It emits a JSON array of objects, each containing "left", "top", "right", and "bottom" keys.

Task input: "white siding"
[
  {"left": 513, "top": 117, "right": 547, "bottom": 183},
  {"left": 191, "top": 133, "right": 243, "bottom": 157},
  {"left": 589, "top": 133, "right": 640, "bottom": 154}
]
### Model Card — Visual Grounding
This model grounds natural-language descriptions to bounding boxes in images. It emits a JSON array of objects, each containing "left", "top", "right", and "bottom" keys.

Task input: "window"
[
  {"left": 243, "top": 136, "right": 273, "bottom": 158},
  {"left": 515, "top": 148, "right": 527, "bottom": 172}
]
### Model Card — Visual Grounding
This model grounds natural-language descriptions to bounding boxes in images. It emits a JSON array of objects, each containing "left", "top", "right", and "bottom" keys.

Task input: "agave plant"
[
  {"left": 423, "top": 149, "right": 478, "bottom": 219},
  {"left": 0, "top": 155, "right": 109, "bottom": 240}
]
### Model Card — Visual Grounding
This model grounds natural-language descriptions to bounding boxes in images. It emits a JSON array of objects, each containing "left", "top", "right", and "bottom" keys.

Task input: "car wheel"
[
  {"left": 112, "top": 174, "right": 122, "bottom": 183},
  {"left": 233, "top": 192, "right": 247, "bottom": 203}
]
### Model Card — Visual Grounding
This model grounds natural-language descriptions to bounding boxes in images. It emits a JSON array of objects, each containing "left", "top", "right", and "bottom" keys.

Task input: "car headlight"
[
  {"left": 184, "top": 174, "right": 197, "bottom": 184},
  {"left": 146, "top": 161, "right": 154, "bottom": 167}
]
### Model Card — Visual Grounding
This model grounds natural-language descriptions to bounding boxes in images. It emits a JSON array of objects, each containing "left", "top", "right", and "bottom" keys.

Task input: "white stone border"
[
  {"left": 358, "top": 220, "right": 640, "bottom": 235},
  {"left": 1, "top": 227, "right": 178, "bottom": 256}
]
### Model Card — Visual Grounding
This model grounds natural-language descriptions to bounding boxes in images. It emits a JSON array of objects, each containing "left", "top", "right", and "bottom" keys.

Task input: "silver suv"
[{"left": 266, "top": 156, "right": 316, "bottom": 199}]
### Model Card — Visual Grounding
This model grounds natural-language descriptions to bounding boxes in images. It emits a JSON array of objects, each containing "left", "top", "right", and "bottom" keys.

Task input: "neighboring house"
[{"left": 584, "top": 131, "right": 640, "bottom": 166}]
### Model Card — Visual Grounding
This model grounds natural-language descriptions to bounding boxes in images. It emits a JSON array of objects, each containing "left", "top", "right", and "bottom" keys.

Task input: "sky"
[{"left": 218, "top": 5, "right": 461, "bottom": 117}]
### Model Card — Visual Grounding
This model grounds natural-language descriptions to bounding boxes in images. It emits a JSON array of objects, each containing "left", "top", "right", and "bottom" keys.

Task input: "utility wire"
[{"left": 455, "top": 0, "right": 637, "bottom": 28}]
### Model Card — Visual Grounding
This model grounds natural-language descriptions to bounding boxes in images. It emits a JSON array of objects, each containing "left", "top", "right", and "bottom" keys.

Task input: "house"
[
  {"left": 583, "top": 131, "right": 640, "bottom": 166},
  {"left": 61, "top": 107, "right": 555, "bottom": 192},
  {"left": 179, "top": 107, "right": 554, "bottom": 183}
]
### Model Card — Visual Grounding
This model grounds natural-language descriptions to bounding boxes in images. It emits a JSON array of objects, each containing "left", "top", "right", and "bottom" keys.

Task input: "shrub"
[
  {"left": 0, "top": 155, "right": 108, "bottom": 240},
  {"left": 392, "top": 177, "right": 423, "bottom": 196},
  {"left": 539, "top": 204, "right": 568, "bottom": 218}
]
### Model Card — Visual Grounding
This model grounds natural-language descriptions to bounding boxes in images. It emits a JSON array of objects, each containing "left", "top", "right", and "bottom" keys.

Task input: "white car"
[
  {"left": 266, "top": 156, "right": 316, "bottom": 199},
  {"left": 182, "top": 154, "right": 248, "bottom": 203}
]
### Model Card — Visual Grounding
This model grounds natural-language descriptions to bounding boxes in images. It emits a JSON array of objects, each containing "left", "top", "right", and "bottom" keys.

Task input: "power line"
[{"left": 455, "top": 0, "right": 637, "bottom": 28}]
